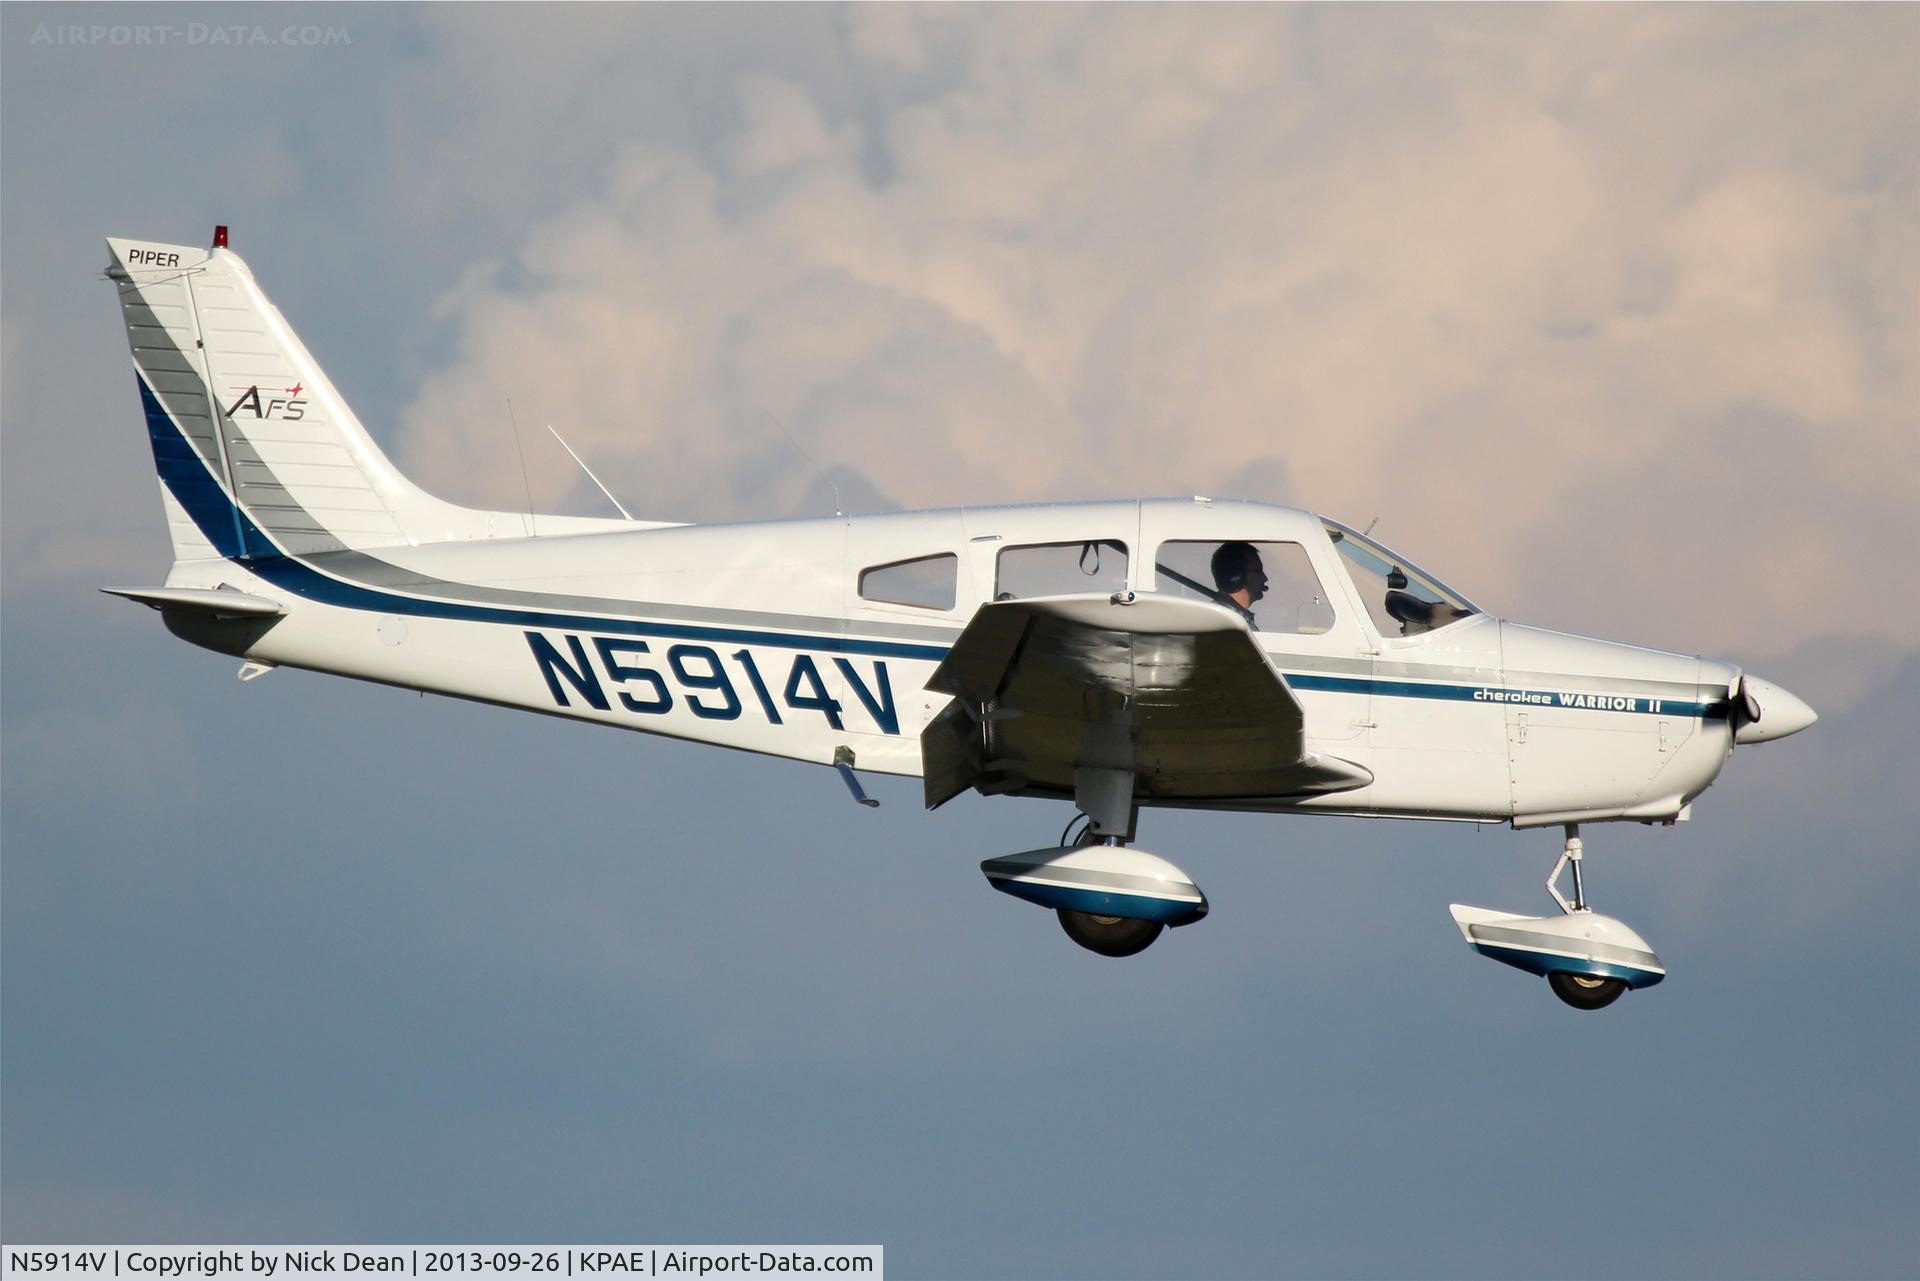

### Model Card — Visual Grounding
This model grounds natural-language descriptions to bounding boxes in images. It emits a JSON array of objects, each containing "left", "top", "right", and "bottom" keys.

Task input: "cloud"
[
  {"left": 5, "top": 7, "right": 1910, "bottom": 659},
  {"left": 384, "top": 5, "right": 1918, "bottom": 656}
]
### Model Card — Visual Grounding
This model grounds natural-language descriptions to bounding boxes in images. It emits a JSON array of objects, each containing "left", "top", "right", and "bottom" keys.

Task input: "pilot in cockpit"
[{"left": 1210, "top": 540, "right": 1268, "bottom": 627}]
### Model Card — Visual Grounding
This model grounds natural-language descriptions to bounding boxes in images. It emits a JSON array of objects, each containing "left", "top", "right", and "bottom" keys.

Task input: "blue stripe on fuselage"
[
  {"left": 138, "top": 373, "right": 948, "bottom": 661},
  {"left": 245, "top": 552, "right": 952, "bottom": 660},
  {"left": 135, "top": 373, "right": 1732, "bottom": 716},
  {"left": 1290, "top": 673, "right": 1726, "bottom": 720}
]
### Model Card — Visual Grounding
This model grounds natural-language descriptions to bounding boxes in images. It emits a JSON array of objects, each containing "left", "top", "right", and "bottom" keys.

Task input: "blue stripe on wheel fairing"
[
  {"left": 135, "top": 373, "right": 1735, "bottom": 713},
  {"left": 986, "top": 878, "right": 1210, "bottom": 926},
  {"left": 1470, "top": 942, "right": 1667, "bottom": 988}
]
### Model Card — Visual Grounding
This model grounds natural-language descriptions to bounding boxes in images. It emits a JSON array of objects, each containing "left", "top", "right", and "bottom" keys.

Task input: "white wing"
[{"left": 922, "top": 593, "right": 1370, "bottom": 808}]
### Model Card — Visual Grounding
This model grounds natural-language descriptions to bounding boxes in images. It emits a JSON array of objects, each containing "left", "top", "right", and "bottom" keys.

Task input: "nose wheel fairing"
[{"left": 1449, "top": 904, "right": 1666, "bottom": 989}]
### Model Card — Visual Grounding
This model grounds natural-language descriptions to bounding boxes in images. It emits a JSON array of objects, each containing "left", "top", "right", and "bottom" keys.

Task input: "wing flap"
[{"left": 922, "top": 699, "right": 985, "bottom": 811}]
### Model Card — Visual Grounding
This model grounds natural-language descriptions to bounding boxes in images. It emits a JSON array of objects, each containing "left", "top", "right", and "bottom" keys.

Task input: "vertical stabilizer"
[
  {"left": 108, "top": 236, "right": 422, "bottom": 557},
  {"left": 106, "top": 232, "right": 655, "bottom": 566}
]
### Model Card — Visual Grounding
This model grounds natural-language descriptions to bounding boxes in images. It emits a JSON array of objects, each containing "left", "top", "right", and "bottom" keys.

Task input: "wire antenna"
[
  {"left": 507, "top": 398, "right": 537, "bottom": 537},
  {"left": 772, "top": 420, "right": 843, "bottom": 517},
  {"left": 546, "top": 423, "right": 634, "bottom": 521}
]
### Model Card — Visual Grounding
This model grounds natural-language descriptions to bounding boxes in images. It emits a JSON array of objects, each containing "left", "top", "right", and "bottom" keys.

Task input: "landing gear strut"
[
  {"left": 1546, "top": 826, "right": 1589, "bottom": 914},
  {"left": 1540, "top": 826, "right": 1626, "bottom": 1010}
]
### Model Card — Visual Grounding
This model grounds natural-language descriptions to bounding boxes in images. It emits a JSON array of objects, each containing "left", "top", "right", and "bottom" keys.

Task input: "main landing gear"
[
  {"left": 980, "top": 823, "right": 1210, "bottom": 958},
  {"left": 1450, "top": 825, "right": 1668, "bottom": 1011},
  {"left": 981, "top": 775, "right": 1210, "bottom": 958},
  {"left": 1048, "top": 817, "right": 1168, "bottom": 957}
]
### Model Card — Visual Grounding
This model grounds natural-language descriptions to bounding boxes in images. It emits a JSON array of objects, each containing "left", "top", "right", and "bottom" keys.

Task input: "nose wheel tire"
[
  {"left": 1057, "top": 909, "right": 1163, "bottom": 958},
  {"left": 1549, "top": 971, "right": 1628, "bottom": 1010}
]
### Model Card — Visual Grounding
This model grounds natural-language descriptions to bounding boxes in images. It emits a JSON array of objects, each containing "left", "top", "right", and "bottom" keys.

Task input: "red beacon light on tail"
[{"left": 212, "top": 225, "right": 229, "bottom": 249}]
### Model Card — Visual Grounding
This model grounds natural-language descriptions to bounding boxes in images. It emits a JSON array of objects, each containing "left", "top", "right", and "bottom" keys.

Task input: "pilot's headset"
[{"left": 1210, "top": 541, "right": 1260, "bottom": 598}]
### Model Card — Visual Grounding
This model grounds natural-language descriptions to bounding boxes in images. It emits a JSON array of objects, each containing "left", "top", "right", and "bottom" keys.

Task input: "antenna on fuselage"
[
  {"left": 506, "top": 398, "right": 537, "bottom": 537},
  {"left": 545, "top": 423, "right": 634, "bottom": 521},
  {"left": 770, "top": 420, "right": 843, "bottom": 517}
]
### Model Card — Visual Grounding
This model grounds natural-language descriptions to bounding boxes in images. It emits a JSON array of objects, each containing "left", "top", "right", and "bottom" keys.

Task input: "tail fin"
[{"left": 106, "top": 232, "right": 644, "bottom": 564}]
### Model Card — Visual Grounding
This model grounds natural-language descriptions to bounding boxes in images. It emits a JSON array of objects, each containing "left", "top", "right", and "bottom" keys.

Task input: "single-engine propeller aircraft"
[{"left": 103, "top": 229, "right": 1817, "bottom": 1009}]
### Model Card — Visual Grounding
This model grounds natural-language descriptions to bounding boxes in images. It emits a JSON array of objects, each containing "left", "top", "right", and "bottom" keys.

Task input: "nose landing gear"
[
  {"left": 1548, "top": 970, "right": 1628, "bottom": 1011},
  {"left": 1450, "top": 825, "right": 1667, "bottom": 1010}
]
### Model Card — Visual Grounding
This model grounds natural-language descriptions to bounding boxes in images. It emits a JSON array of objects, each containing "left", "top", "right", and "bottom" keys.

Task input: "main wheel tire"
[
  {"left": 1548, "top": 971, "right": 1628, "bottom": 1011},
  {"left": 1057, "top": 909, "right": 1163, "bottom": 958}
]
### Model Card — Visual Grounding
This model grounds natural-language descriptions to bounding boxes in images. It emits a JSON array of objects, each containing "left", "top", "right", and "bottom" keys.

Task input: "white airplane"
[{"left": 102, "top": 229, "right": 1817, "bottom": 1010}]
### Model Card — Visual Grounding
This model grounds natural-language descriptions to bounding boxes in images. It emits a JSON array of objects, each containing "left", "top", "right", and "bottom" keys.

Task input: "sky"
[{"left": 3, "top": 4, "right": 1917, "bottom": 1277}]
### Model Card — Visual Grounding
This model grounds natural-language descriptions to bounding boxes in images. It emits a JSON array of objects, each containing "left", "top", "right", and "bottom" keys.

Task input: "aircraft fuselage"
[{"left": 153, "top": 496, "right": 1740, "bottom": 829}]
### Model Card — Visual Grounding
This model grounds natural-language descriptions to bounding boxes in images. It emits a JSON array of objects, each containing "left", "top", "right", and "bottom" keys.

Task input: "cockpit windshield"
[{"left": 1323, "top": 519, "right": 1480, "bottom": 638}]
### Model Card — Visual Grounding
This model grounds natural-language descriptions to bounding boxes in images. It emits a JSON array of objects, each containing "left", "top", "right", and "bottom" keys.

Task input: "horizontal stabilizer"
[{"left": 101, "top": 585, "right": 284, "bottom": 618}]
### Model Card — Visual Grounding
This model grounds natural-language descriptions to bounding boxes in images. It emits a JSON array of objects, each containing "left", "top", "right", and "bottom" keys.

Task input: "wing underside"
[{"left": 922, "top": 593, "right": 1371, "bottom": 810}]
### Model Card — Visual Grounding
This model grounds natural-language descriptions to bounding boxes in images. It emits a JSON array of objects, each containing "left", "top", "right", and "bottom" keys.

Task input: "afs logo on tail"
[{"left": 224, "top": 383, "right": 306, "bottom": 420}]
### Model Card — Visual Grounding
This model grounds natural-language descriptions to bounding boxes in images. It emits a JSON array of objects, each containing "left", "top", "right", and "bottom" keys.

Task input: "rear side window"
[
  {"left": 859, "top": 553, "right": 958, "bottom": 610},
  {"left": 1154, "top": 539, "right": 1335, "bottom": 634},
  {"left": 995, "top": 540, "right": 1129, "bottom": 600}
]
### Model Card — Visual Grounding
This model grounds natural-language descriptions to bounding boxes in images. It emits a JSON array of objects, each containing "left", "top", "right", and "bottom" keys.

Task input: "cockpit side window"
[
  {"left": 859, "top": 553, "right": 958, "bottom": 610},
  {"left": 1323, "top": 520, "right": 1479, "bottom": 638},
  {"left": 1154, "top": 540, "right": 1335, "bottom": 634},
  {"left": 995, "top": 540, "right": 1129, "bottom": 600}
]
